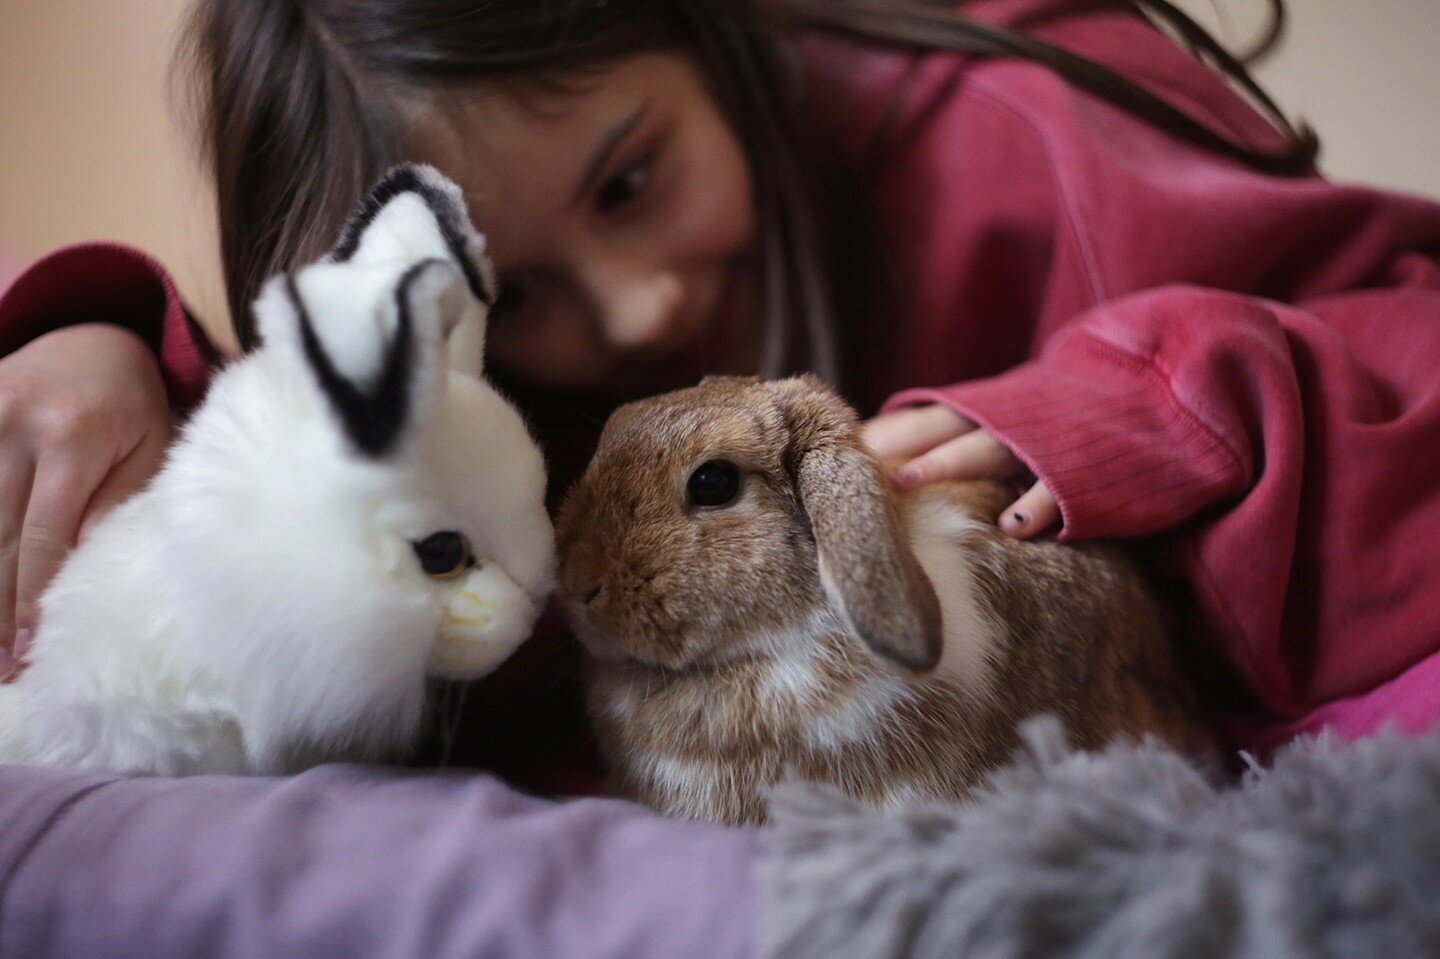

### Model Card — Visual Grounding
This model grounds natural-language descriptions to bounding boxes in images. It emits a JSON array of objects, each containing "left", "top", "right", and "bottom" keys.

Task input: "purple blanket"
[{"left": 0, "top": 764, "right": 758, "bottom": 959}]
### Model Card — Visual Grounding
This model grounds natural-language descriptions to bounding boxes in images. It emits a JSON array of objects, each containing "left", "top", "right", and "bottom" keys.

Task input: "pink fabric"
[{"left": 1239, "top": 642, "right": 1440, "bottom": 755}]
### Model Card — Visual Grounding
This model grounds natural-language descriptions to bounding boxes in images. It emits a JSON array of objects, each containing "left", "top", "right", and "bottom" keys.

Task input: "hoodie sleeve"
[
  {"left": 0, "top": 243, "right": 219, "bottom": 410},
  {"left": 886, "top": 285, "right": 1296, "bottom": 541}
]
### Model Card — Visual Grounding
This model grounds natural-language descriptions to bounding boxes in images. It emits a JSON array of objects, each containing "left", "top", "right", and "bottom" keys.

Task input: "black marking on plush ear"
[
  {"left": 286, "top": 264, "right": 433, "bottom": 457},
  {"left": 331, "top": 165, "right": 493, "bottom": 306}
]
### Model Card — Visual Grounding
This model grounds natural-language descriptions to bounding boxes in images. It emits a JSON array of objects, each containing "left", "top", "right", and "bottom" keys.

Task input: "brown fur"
[{"left": 556, "top": 375, "right": 1215, "bottom": 826}]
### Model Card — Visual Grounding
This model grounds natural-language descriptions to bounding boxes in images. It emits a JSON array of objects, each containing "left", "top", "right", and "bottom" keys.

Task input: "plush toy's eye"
[
  {"left": 413, "top": 531, "right": 473, "bottom": 580},
  {"left": 687, "top": 460, "right": 741, "bottom": 508}
]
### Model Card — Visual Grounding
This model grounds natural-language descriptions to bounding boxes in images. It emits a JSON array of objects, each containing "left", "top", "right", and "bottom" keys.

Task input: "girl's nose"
[{"left": 585, "top": 266, "right": 684, "bottom": 350}]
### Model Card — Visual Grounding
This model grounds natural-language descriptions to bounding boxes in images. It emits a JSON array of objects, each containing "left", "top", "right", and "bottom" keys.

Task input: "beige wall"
[
  {"left": 1, "top": 1, "right": 1437, "bottom": 349},
  {"left": 1174, "top": 0, "right": 1440, "bottom": 200},
  {"left": 0, "top": 0, "right": 227, "bottom": 345}
]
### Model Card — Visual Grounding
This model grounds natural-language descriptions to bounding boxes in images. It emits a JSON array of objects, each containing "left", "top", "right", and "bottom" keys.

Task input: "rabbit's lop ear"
[
  {"left": 776, "top": 377, "right": 943, "bottom": 672},
  {"left": 330, "top": 163, "right": 496, "bottom": 378}
]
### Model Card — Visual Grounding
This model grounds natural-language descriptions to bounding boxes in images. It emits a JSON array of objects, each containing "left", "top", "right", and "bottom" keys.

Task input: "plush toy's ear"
[
  {"left": 329, "top": 163, "right": 495, "bottom": 378},
  {"left": 252, "top": 257, "right": 464, "bottom": 458},
  {"left": 330, "top": 164, "right": 494, "bottom": 302}
]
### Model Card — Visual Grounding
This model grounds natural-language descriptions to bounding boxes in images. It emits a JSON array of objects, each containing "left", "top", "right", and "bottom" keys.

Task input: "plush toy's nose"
[{"left": 428, "top": 562, "right": 536, "bottom": 679}]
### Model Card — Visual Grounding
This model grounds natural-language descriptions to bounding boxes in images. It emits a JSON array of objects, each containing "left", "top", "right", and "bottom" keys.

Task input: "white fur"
[
  {"left": 905, "top": 493, "right": 999, "bottom": 701},
  {"left": 744, "top": 610, "right": 920, "bottom": 754},
  {"left": 0, "top": 167, "right": 554, "bottom": 776},
  {"left": 641, "top": 751, "right": 722, "bottom": 817},
  {"left": 802, "top": 673, "right": 916, "bottom": 754},
  {"left": 327, "top": 166, "right": 496, "bottom": 379}
]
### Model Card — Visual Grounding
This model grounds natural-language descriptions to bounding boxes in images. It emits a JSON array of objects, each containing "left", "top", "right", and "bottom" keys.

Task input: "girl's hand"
[
  {"left": 861, "top": 403, "right": 1059, "bottom": 539},
  {"left": 0, "top": 324, "right": 172, "bottom": 675}
]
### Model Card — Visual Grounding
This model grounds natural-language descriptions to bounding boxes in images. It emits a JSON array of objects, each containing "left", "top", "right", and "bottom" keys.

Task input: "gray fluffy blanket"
[{"left": 759, "top": 719, "right": 1440, "bottom": 959}]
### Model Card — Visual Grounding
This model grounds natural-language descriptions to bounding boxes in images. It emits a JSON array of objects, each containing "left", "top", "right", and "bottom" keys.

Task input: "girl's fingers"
[
  {"left": 998, "top": 481, "right": 1061, "bottom": 539},
  {"left": 0, "top": 458, "right": 36, "bottom": 654},
  {"left": 78, "top": 425, "right": 170, "bottom": 543},
  {"left": 893, "top": 429, "right": 1020, "bottom": 490},
  {"left": 861, "top": 404, "right": 975, "bottom": 463},
  {"left": 0, "top": 324, "right": 173, "bottom": 668},
  {"left": 14, "top": 453, "right": 110, "bottom": 644}
]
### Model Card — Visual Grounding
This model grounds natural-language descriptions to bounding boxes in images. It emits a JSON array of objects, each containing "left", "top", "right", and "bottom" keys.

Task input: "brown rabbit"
[{"left": 555, "top": 374, "right": 1215, "bottom": 826}]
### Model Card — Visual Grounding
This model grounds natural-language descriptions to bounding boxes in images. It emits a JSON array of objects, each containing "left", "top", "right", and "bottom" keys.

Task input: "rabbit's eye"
[
  {"left": 413, "top": 531, "right": 474, "bottom": 580},
  {"left": 687, "top": 460, "right": 741, "bottom": 508}
]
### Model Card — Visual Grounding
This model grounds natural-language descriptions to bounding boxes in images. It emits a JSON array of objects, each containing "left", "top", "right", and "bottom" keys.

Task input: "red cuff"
[
  {"left": 0, "top": 242, "right": 218, "bottom": 410},
  {"left": 883, "top": 341, "right": 1251, "bottom": 540}
]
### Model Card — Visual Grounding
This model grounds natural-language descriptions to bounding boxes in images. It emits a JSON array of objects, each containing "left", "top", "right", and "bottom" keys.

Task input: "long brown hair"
[{"left": 178, "top": 0, "right": 1317, "bottom": 384}]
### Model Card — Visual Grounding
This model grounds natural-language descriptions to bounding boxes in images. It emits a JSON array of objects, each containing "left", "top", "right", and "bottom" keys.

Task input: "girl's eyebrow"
[{"left": 574, "top": 101, "right": 652, "bottom": 202}]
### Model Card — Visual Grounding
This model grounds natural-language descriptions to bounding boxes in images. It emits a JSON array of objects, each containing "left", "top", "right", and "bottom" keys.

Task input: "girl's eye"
[
  {"left": 687, "top": 460, "right": 741, "bottom": 508},
  {"left": 596, "top": 153, "right": 654, "bottom": 212},
  {"left": 413, "top": 531, "right": 475, "bottom": 580}
]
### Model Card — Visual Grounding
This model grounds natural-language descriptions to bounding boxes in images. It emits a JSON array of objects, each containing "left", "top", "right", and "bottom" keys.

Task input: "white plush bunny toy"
[{"left": 0, "top": 164, "right": 555, "bottom": 776}]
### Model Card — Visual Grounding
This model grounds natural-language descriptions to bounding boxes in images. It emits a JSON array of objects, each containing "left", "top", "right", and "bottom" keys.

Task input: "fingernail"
[
  {"left": 895, "top": 464, "right": 921, "bottom": 487},
  {"left": 1003, "top": 511, "right": 1028, "bottom": 532},
  {"left": 12, "top": 628, "right": 32, "bottom": 659}
]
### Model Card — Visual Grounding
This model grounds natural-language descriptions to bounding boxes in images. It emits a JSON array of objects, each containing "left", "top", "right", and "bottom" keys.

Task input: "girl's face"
[{"left": 410, "top": 53, "right": 763, "bottom": 396}]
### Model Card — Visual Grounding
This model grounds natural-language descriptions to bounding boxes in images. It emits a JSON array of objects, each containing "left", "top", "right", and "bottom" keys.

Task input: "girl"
[
  {"left": 5, "top": 0, "right": 1438, "bottom": 756},
  {"left": 0, "top": 0, "right": 1438, "bottom": 915},
  {"left": 5, "top": 0, "right": 1440, "bottom": 750},
  {"left": 2, "top": 1, "right": 1438, "bottom": 953}
]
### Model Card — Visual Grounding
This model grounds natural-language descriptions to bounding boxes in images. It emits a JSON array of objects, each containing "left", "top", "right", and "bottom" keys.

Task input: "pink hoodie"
[
  {"left": 801, "top": 0, "right": 1440, "bottom": 751},
  {"left": 3, "top": 0, "right": 1438, "bottom": 756}
]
